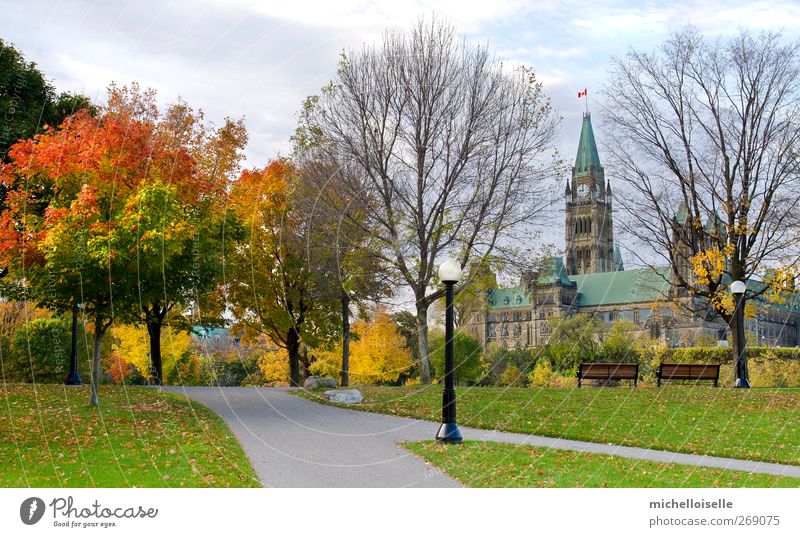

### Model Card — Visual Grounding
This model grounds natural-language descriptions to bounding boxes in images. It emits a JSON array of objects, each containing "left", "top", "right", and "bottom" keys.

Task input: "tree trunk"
[
  {"left": 65, "top": 301, "right": 82, "bottom": 385},
  {"left": 416, "top": 305, "right": 432, "bottom": 383},
  {"left": 340, "top": 290, "right": 350, "bottom": 387},
  {"left": 89, "top": 317, "right": 107, "bottom": 406},
  {"left": 287, "top": 327, "right": 302, "bottom": 387},
  {"left": 147, "top": 320, "right": 163, "bottom": 386}
]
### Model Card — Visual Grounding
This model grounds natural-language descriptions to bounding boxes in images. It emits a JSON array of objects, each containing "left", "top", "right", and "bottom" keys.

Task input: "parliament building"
[{"left": 463, "top": 113, "right": 799, "bottom": 350}]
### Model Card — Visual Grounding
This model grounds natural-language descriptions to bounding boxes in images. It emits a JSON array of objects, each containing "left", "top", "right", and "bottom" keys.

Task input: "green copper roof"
[
  {"left": 536, "top": 256, "right": 573, "bottom": 286},
  {"left": 485, "top": 265, "right": 800, "bottom": 314},
  {"left": 574, "top": 112, "right": 602, "bottom": 174},
  {"left": 487, "top": 287, "right": 531, "bottom": 309},
  {"left": 569, "top": 268, "right": 672, "bottom": 307}
]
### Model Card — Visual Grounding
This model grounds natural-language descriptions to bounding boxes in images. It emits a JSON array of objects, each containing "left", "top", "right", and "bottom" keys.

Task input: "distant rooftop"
[{"left": 569, "top": 268, "right": 671, "bottom": 307}]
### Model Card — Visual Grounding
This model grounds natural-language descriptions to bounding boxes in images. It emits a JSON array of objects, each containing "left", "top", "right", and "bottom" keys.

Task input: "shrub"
[
  {"left": 5, "top": 316, "right": 90, "bottom": 383},
  {"left": 480, "top": 344, "right": 538, "bottom": 385},
  {"left": 528, "top": 360, "right": 554, "bottom": 387},
  {"left": 498, "top": 364, "right": 526, "bottom": 387},
  {"left": 200, "top": 350, "right": 259, "bottom": 386},
  {"left": 635, "top": 338, "right": 669, "bottom": 378},
  {"left": 166, "top": 352, "right": 203, "bottom": 385},
  {"left": 536, "top": 342, "right": 581, "bottom": 374},
  {"left": 667, "top": 346, "right": 800, "bottom": 387}
]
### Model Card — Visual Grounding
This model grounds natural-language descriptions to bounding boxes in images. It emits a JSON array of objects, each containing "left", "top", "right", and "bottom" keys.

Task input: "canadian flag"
[{"left": 577, "top": 88, "right": 588, "bottom": 98}]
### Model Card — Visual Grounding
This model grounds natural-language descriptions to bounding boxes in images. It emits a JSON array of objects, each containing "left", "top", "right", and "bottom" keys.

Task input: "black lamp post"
[
  {"left": 436, "top": 259, "right": 463, "bottom": 444},
  {"left": 64, "top": 302, "right": 82, "bottom": 385},
  {"left": 731, "top": 280, "right": 750, "bottom": 388}
]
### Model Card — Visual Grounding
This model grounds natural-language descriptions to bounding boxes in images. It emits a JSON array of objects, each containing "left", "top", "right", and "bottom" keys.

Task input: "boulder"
[
  {"left": 303, "top": 376, "right": 337, "bottom": 390},
  {"left": 323, "top": 389, "right": 363, "bottom": 404}
]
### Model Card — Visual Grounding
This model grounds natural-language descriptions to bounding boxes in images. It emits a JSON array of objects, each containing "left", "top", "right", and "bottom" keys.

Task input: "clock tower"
[{"left": 565, "top": 113, "right": 617, "bottom": 275}]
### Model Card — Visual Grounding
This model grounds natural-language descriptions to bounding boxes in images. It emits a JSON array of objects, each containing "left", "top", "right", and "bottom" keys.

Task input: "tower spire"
[{"left": 574, "top": 112, "right": 602, "bottom": 175}]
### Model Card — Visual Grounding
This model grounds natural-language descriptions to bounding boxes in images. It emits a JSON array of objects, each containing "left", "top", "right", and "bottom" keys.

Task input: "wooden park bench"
[
  {"left": 577, "top": 363, "right": 639, "bottom": 387},
  {"left": 657, "top": 363, "right": 720, "bottom": 387}
]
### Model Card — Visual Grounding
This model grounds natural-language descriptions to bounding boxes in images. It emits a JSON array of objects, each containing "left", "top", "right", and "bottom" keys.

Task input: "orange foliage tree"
[
  {"left": 227, "top": 159, "right": 340, "bottom": 386},
  {"left": 0, "top": 82, "right": 240, "bottom": 403}
]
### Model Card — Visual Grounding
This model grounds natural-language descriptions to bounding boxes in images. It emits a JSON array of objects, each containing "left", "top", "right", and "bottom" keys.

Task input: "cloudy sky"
[
  {"left": 4, "top": 0, "right": 798, "bottom": 165},
  {"left": 2, "top": 0, "right": 798, "bottom": 275}
]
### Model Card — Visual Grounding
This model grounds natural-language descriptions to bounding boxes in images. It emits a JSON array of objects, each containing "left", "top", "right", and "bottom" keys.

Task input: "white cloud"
[
  {"left": 533, "top": 45, "right": 587, "bottom": 59},
  {"left": 2, "top": 0, "right": 796, "bottom": 169},
  {"left": 201, "top": 0, "right": 523, "bottom": 34}
]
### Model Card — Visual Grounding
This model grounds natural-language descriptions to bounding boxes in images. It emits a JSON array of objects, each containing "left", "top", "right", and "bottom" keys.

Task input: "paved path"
[
  {"left": 165, "top": 386, "right": 800, "bottom": 487},
  {"left": 165, "top": 386, "right": 460, "bottom": 487}
]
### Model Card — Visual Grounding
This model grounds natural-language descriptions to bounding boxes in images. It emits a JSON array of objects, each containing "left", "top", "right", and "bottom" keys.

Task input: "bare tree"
[
  {"left": 604, "top": 28, "right": 800, "bottom": 363},
  {"left": 303, "top": 18, "right": 559, "bottom": 382}
]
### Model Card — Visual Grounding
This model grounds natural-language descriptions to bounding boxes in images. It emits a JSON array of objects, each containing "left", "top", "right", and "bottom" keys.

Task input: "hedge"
[{"left": 670, "top": 346, "right": 800, "bottom": 364}]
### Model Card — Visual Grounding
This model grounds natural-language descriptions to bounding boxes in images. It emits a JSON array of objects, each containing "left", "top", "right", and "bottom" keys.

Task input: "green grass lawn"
[
  {"left": 298, "top": 385, "right": 800, "bottom": 466},
  {"left": 404, "top": 441, "right": 800, "bottom": 487},
  {"left": 0, "top": 384, "right": 259, "bottom": 487}
]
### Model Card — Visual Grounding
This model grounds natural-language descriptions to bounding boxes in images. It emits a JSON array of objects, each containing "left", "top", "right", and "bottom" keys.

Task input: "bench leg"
[
  {"left": 578, "top": 377, "right": 581, "bottom": 388},
  {"left": 657, "top": 377, "right": 661, "bottom": 387}
]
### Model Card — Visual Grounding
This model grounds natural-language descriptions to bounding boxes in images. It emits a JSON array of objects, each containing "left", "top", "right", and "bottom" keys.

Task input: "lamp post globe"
[
  {"left": 436, "top": 259, "right": 463, "bottom": 444},
  {"left": 438, "top": 259, "right": 462, "bottom": 283},
  {"left": 731, "top": 280, "right": 750, "bottom": 388}
]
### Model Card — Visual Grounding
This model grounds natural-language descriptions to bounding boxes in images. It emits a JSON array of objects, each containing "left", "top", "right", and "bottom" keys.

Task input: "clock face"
[{"left": 577, "top": 184, "right": 589, "bottom": 198}]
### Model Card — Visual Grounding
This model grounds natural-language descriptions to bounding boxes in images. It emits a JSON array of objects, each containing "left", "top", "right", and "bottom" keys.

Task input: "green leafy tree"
[
  {"left": 430, "top": 331, "right": 483, "bottom": 385},
  {"left": 0, "top": 39, "right": 90, "bottom": 161},
  {"left": 599, "top": 319, "right": 639, "bottom": 363},
  {"left": 542, "top": 313, "right": 602, "bottom": 372}
]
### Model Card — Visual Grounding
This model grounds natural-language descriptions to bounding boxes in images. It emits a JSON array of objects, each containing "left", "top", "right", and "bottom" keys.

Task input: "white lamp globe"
[
  {"left": 438, "top": 259, "right": 462, "bottom": 283},
  {"left": 731, "top": 280, "right": 746, "bottom": 295}
]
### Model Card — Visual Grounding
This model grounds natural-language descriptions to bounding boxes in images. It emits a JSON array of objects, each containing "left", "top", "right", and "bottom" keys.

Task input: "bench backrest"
[
  {"left": 579, "top": 363, "right": 639, "bottom": 380},
  {"left": 659, "top": 363, "right": 720, "bottom": 380}
]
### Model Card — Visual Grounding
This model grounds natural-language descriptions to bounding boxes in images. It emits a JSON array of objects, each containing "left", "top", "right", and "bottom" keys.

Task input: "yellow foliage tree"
[
  {"left": 111, "top": 324, "right": 191, "bottom": 382},
  {"left": 310, "top": 311, "right": 413, "bottom": 384},
  {"left": 258, "top": 347, "right": 290, "bottom": 386}
]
